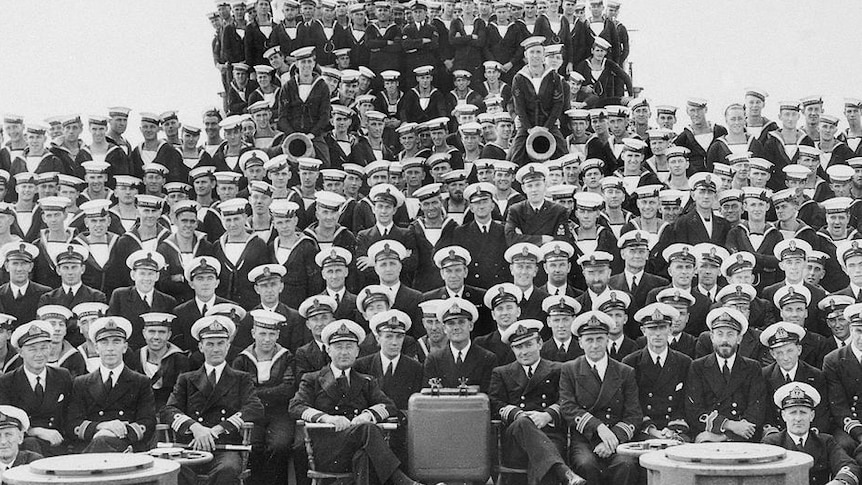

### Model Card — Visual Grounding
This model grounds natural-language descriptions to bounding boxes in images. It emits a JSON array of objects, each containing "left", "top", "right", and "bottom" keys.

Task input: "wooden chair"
[
  {"left": 297, "top": 420, "right": 398, "bottom": 485},
  {"left": 492, "top": 420, "right": 527, "bottom": 485},
  {"left": 155, "top": 422, "right": 254, "bottom": 485}
]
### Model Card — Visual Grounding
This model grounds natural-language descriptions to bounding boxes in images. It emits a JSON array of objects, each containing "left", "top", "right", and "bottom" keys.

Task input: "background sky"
[{"left": 1, "top": 0, "right": 860, "bottom": 144}]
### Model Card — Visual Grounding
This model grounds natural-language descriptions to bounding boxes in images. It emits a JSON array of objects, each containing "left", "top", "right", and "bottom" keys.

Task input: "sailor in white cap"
[
  {"left": 490, "top": 318, "right": 587, "bottom": 485},
  {"left": 763, "top": 382, "right": 860, "bottom": 485},
  {"left": 558, "top": 309, "right": 641, "bottom": 484},
  {"left": 211, "top": 198, "right": 271, "bottom": 309},
  {"left": 0, "top": 320, "right": 69, "bottom": 456},
  {"left": 125, "top": 312, "right": 187, "bottom": 411},
  {"left": 758, "top": 321, "right": 829, "bottom": 437},
  {"left": 0, "top": 404, "right": 41, "bottom": 468},
  {"left": 289, "top": 318, "right": 425, "bottom": 485},
  {"left": 622, "top": 302, "right": 692, "bottom": 442},
  {"left": 162, "top": 315, "right": 264, "bottom": 481},
  {"left": 35, "top": 305, "right": 85, "bottom": 377},
  {"left": 230, "top": 307, "right": 294, "bottom": 483},
  {"left": 424, "top": 297, "right": 497, "bottom": 393},
  {"left": 685, "top": 307, "right": 767, "bottom": 443},
  {"left": 67, "top": 315, "right": 156, "bottom": 453}
]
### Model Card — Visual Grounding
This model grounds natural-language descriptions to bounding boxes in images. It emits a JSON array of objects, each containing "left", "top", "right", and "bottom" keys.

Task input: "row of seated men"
[{"left": 1, "top": 229, "right": 862, "bottom": 485}]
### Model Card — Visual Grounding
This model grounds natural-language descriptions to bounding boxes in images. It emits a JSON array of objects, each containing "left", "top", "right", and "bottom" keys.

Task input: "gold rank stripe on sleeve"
[
  {"left": 226, "top": 411, "right": 245, "bottom": 431},
  {"left": 836, "top": 465, "right": 859, "bottom": 485},
  {"left": 574, "top": 412, "right": 595, "bottom": 435},
  {"left": 499, "top": 404, "right": 522, "bottom": 423},
  {"left": 74, "top": 420, "right": 94, "bottom": 441},
  {"left": 127, "top": 422, "right": 147, "bottom": 442},
  {"left": 844, "top": 416, "right": 862, "bottom": 435},
  {"left": 366, "top": 403, "right": 389, "bottom": 422},
  {"left": 171, "top": 412, "right": 192, "bottom": 433},
  {"left": 613, "top": 421, "right": 635, "bottom": 440},
  {"left": 545, "top": 403, "right": 561, "bottom": 423},
  {"left": 302, "top": 408, "right": 326, "bottom": 423}
]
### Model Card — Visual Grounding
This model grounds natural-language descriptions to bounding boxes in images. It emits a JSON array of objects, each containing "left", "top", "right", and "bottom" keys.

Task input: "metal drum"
[
  {"left": 639, "top": 443, "right": 813, "bottom": 485},
  {"left": 3, "top": 453, "right": 180, "bottom": 485}
]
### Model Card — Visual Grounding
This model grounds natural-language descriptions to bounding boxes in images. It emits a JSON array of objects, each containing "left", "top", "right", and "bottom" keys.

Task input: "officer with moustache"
[
  {"left": 623, "top": 303, "right": 693, "bottom": 442},
  {"left": 490, "top": 319, "right": 587, "bottom": 485}
]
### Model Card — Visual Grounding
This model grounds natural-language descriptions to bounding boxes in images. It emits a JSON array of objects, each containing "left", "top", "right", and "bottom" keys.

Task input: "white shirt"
[
  {"left": 668, "top": 334, "right": 681, "bottom": 345},
  {"left": 476, "top": 221, "right": 491, "bottom": 233},
  {"left": 380, "top": 352, "right": 400, "bottom": 374},
  {"left": 586, "top": 354, "right": 608, "bottom": 380},
  {"left": 851, "top": 283, "right": 862, "bottom": 300},
  {"left": 450, "top": 341, "right": 471, "bottom": 362},
  {"left": 698, "top": 212, "right": 713, "bottom": 238},
  {"left": 330, "top": 364, "right": 351, "bottom": 382},
  {"left": 9, "top": 281, "right": 29, "bottom": 298},
  {"left": 547, "top": 283, "right": 568, "bottom": 296},
  {"left": 553, "top": 337, "right": 572, "bottom": 352},
  {"left": 382, "top": 281, "right": 401, "bottom": 298},
  {"left": 62, "top": 282, "right": 83, "bottom": 296},
  {"left": 24, "top": 367, "right": 47, "bottom": 392},
  {"left": 626, "top": 270, "right": 644, "bottom": 291},
  {"left": 716, "top": 353, "right": 737, "bottom": 373},
  {"left": 99, "top": 363, "right": 124, "bottom": 386},
  {"left": 788, "top": 430, "right": 809, "bottom": 448},
  {"left": 137, "top": 290, "right": 155, "bottom": 306},
  {"left": 781, "top": 362, "right": 798, "bottom": 382},
  {"left": 835, "top": 336, "right": 850, "bottom": 348},
  {"left": 523, "top": 362, "right": 538, "bottom": 378},
  {"left": 698, "top": 285, "right": 716, "bottom": 302},
  {"left": 446, "top": 286, "right": 465, "bottom": 299},
  {"left": 261, "top": 302, "right": 279, "bottom": 312},
  {"left": 647, "top": 347, "right": 669, "bottom": 367},
  {"left": 327, "top": 288, "right": 346, "bottom": 303},
  {"left": 204, "top": 361, "right": 227, "bottom": 384},
  {"left": 196, "top": 296, "right": 216, "bottom": 315},
  {"left": 376, "top": 222, "right": 395, "bottom": 236},
  {"left": 521, "top": 285, "right": 535, "bottom": 301},
  {"left": 607, "top": 335, "right": 624, "bottom": 353}
]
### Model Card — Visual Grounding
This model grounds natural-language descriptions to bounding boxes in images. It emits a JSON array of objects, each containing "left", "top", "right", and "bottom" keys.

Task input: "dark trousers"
[
  {"left": 82, "top": 435, "right": 134, "bottom": 453},
  {"left": 22, "top": 436, "right": 67, "bottom": 457},
  {"left": 181, "top": 451, "right": 243, "bottom": 485},
  {"left": 249, "top": 413, "right": 295, "bottom": 485},
  {"left": 569, "top": 437, "right": 639, "bottom": 485},
  {"left": 310, "top": 422, "right": 401, "bottom": 485},
  {"left": 502, "top": 419, "right": 567, "bottom": 485},
  {"left": 834, "top": 429, "right": 858, "bottom": 455}
]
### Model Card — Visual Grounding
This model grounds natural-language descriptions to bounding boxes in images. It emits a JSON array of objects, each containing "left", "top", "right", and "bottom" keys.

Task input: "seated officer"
[
  {"left": 423, "top": 297, "right": 498, "bottom": 392},
  {"left": 0, "top": 405, "right": 43, "bottom": 474},
  {"left": 126, "top": 312, "right": 189, "bottom": 412},
  {"left": 490, "top": 319, "right": 587, "bottom": 485},
  {"left": 231, "top": 309, "right": 295, "bottom": 485},
  {"left": 763, "top": 383, "right": 860, "bottom": 485},
  {"left": 67, "top": 316, "right": 156, "bottom": 452},
  {"left": 559, "top": 310, "right": 642, "bottom": 485},
  {"left": 759, "top": 322, "right": 829, "bottom": 437},
  {"left": 163, "top": 316, "right": 265, "bottom": 485},
  {"left": 288, "top": 320, "right": 425, "bottom": 485},
  {"left": 296, "top": 295, "right": 338, "bottom": 381},
  {"left": 475, "top": 283, "right": 524, "bottom": 365},
  {"left": 0, "top": 321, "right": 72, "bottom": 457},
  {"left": 823, "top": 303, "right": 862, "bottom": 454},
  {"left": 107, "top": 250, "right": 177, "bottom": 350},
  {"left": 685, "top": 308, "right": 767, "bottom": 443},
  {"left": 540, "top": 295, "right": 583, "bottom": 362},
  {"left": 623, "top": 303, "right": 692, "bottom": 442},
  {"left": 354, "top": 310, "right": 424, "bottom": 411}
]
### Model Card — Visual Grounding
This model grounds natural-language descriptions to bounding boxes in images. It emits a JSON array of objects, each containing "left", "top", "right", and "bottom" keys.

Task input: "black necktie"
[
  {"left": 66, "top": 287, "right": 73, "bottom": 298},
  {"left": 611, "top": 342, "right": 617, "bottom": 356},
  {"left": 207, "top": 369, "right": 216, "bottom": 388},
  {"left": 201, "top": 304, "right": 208, "bottom": 316},
  {"left": 456, "top": 350, "right": 464, "bottom": 366},
  {"left": 384, "top": 361, "right": 394, "bottom": 382},
  {"left": 527, "top": 366, "right": 533, "bottom": 379},
  {"left": 34, "top": 376, "right": 44, "bottom": 402},
  {"left": 383, "top": 228, "right": 388, "bottom": 236},
  {"left": 337, "top": 371, "right": 350, "bottom": 394},
  {"left": 843, "top": 340, "right": 848, "bottom": 347},
  {"left": 655, "top": 357, "right": 662, "bottom": 368},
  {"left": 722, "top": 361, "right": 731, "bottom": 383},
  {"left": 482, "top": 225, "right": 487, "bottom": 234},
  {"left": 857, "top": 290, "right": 862, "bottom": 303},
  {"left": 785, "top": 373, "right": 792, "bottom": 384},
  {"left": 334, "top": 293, "right": 341, "bottom": 306},
  {"left": 797, "top": 438, "right": 804, "bottom": 451},
  {"left": 555, "top": 288, "right": 560, "bottom": 296},
  {"left": 104, "top": 371, "right": 114, "bottom": 394},
  {"left": 631, "top": 275, "right": 638, "bottom": 293},
  {"left": 591, "top": 365, "right": 601, "bottom": 382}
]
